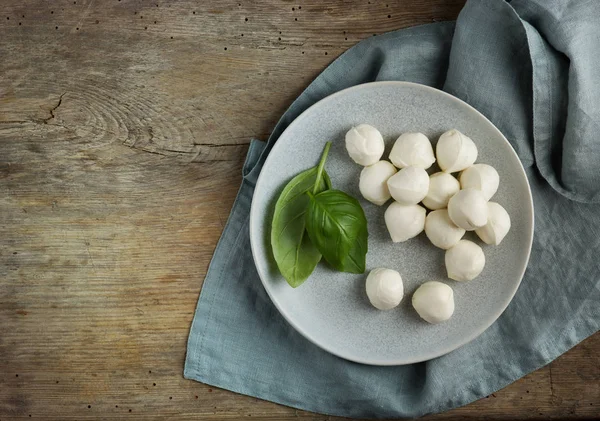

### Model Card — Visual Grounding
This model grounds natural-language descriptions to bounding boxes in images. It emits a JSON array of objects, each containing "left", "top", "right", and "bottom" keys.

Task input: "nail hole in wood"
[
  {"left": 88, "top": 405, "right": 91, "bottom": 409},
  {"left": 245, "top": 17, "right": 248, "bottom": 21},
  {"left": 388, "top": 15, "right": 391, "bottom": 18}
]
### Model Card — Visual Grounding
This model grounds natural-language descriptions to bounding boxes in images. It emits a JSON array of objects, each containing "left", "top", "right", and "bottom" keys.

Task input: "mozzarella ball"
[
  {"left": 475, "top": 202, "right": 511, "bottom": 245},
  {"left": 445, "top": 240, "right": 485, "bottom": 281},
  {"left": 422, "top": 172, "right": 460, "bottom": 210},
  {"left": 447, "top": 188, "right": 488, "bottom": 231},
  {"left": 460, "top": 164, "right": 500, "bottom": 200},
  {"left": 384, "top": 202, "right": 426, "bottom": 242},
  {"left": 436, "top": 129, "right": 478, "bottom": 173},
  {"left": 412, "top": 281, "right": 455, "bottom": 324},
  {"left": 359, "top": 161, "right": 397, "bottom": 206},
  {"left": 387, "top": 166, "right": 430, "bottom": 205},
  {"left": 389, "top": 132, "right": 435, "bottom": 169},
  {"left": 365, "top": 268, "right": 404, "bottom": 310},
  {"left": 345, "top": 124, "right": 385, "bottom": 166},
  {"left": 424, "top": 209, "right": 466, "bottom": 250}
]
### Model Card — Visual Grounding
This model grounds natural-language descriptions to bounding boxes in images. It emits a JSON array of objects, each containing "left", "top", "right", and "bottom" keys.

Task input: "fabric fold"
[{"left": 511, "top": 0, "right": 600, "bottom": 203}]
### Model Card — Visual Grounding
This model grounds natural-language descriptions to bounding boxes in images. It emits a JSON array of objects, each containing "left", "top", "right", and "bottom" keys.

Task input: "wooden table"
[{"left": 1, "top": 1, "right": 598, "bottom": 419}]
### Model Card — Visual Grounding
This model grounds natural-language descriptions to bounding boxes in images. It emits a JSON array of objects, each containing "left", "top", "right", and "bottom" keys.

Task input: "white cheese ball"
[
  {"left": 424, "top": 209, "right": 466, "bottom": 250},
  {"left": 445, "top": 240, "right": 486, "bottom": 281},
  {"left": 460, "top": 164, "right": 500, "bottom": 201},
  {"left": 359, "top": 161, "right": 397, "bottom": 206},
  {"left": 384, "top": 202, "right": 426, "bottom": 242},
  {"left": 389, "top": 132, "right": 435, "bottom": 169},
  {"left": 345, "top": 124, "right": 385, "bottom": 166},
  {"left": 365, "top": 268, "right": 404, "bottom": 310},
  {"left": 422, "top": 172, "right": 460, "bottom": 210},
  {"left": 412, "top": 281, "right": 455, "bottom": 324},
  {"left": 447, "top": 188, "right": 488, "bottom": 231},
  {"left": 436, "top": 129, "right": 478, "bottom": 173},
  {"left": 387, "top": 166, "right": 430, "bottom": 205},
  {"left": 475, "top": 202, "right": 511, "bottom": 245}
]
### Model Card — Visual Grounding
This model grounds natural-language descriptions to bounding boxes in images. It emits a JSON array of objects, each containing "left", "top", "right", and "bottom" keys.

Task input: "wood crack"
[
  {"left": 138, "top": 148, "right": 175, "bottom": 158},
  {"left": 42, "top": 92, "right": 67, "bottom": 124},
  {"left": 192, "top": 143, "right": 248, "bottom": 147},
  {"left": 549, "top": 363, "right": 556, "bottom": 399}
]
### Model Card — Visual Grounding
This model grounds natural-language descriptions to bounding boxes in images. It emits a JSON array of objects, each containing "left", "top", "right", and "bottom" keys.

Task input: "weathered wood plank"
[{"left": 0, "top": 0, "right": 597, "bottom": 419}]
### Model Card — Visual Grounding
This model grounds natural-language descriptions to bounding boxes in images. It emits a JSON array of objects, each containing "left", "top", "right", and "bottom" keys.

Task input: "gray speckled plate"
[{"left": 249, "top": 82, "right": 534, "bottom": 365}]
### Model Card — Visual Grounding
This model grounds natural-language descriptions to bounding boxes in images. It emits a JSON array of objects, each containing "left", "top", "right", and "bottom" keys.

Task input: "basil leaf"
[
  {"left": 305, "top": 189, "right": 368, "bottom": 274},
  {"left": 271, "top": 167, "right": 331, "bottom": 288}
]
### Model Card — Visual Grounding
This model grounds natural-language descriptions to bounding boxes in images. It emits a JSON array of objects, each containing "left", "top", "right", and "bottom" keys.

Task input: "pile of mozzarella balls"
[{"left": 346, "top": 124, "right": 511, "bottom": 324}]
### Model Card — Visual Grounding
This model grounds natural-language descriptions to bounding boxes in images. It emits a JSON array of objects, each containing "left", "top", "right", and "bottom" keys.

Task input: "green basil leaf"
[
  {"left": 305, "top": 189, "right": 368, "bottom": 274},
  {"left": 271, "top": 167, "right": 331, "bottom": 287}
]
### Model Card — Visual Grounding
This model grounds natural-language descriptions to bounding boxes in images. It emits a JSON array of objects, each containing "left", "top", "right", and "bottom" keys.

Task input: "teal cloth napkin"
[{"left": 184, "top": 0, "right": 600, "bottom": 417}]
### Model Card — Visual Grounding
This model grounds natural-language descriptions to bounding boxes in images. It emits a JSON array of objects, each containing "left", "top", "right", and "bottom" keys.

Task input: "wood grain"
[{"left": 0, "top": 0, "right": 597, "bottom": 419}]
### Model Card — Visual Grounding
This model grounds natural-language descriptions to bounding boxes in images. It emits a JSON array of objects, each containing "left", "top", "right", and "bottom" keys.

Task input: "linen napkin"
[{"left": 184, "top": 0, "right": 600, "bottom": 417}]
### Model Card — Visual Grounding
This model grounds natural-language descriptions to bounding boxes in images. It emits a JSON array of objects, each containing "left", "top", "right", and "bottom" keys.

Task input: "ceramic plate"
[{"left": 249, "top": 82, "right": 534, "bottom": 365}]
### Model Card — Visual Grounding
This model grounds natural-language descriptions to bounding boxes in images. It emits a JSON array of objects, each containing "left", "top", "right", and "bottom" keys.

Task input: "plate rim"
[{"left": 249, "top": 81, "right": 535, "bottom": 366}]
